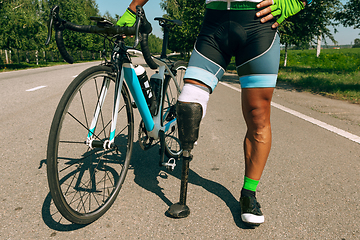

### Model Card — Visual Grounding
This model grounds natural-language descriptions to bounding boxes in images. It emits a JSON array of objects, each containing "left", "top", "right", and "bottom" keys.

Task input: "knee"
[
  {"left": 245, "top": 107, "right": 272, "bottom": 144},
  {"left": 247, "top": 107, "right": 270, "bottom": 128}
]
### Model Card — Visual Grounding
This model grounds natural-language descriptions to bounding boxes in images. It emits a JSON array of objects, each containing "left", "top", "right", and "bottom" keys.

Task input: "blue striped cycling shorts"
[{"left": 184, "top": 8, "right": 280, "bottom": 92}]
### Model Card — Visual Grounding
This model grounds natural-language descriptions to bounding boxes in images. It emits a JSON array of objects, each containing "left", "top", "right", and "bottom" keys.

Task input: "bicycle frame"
[
  {"left": 46, "top": 6, "right": 191, "bottom": 224},
  {"left": 87, "top": 48, "right": 181, "bottom": 149}
]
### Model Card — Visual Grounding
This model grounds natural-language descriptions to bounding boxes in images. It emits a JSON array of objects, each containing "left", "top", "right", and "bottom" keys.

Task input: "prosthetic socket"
[{"left": 176, "top": 101, "right": 203, "bottom": 152}]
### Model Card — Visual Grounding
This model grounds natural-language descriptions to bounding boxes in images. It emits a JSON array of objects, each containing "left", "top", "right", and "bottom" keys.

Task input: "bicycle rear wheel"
[
  {"left": 47, "top": 65, "right": 134, "bottom": 224},
  {"left": 162, "top": 61, "right": 187, "bottom": 158}
]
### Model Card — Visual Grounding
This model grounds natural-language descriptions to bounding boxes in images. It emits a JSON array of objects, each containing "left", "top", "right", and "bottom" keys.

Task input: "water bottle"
[{"left": 134, "top": 65, "right": 156, "bottom": 115}]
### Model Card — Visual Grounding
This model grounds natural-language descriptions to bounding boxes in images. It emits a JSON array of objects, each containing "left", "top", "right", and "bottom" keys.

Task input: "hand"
[
  {"left": 116, "top": 8, "right": 136, "bottom": 27},
  {"left": 256, "top": 0, "right": 306, "bottom": 29}
]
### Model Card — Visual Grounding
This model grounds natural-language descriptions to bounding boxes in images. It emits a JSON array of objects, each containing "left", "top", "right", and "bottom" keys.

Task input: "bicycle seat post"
[
  {"left": 155, "top": 18, "right": 182, "bottom": 59},
  {"left": 160, "top": 25, "right": 169, "bottom": 59}
]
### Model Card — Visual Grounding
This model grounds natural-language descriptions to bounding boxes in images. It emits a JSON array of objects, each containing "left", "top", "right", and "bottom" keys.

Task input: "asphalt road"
[{"left": 0, "top": 59, "right": 359, "bottom": 239}]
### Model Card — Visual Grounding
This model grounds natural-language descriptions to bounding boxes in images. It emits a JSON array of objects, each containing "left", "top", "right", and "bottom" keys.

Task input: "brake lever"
[
  {"left": 133, "top": 11, "right": 142, "bottom": 49},
  {"left": 45, "top": 6, "right": 60, "bottom": 45}
]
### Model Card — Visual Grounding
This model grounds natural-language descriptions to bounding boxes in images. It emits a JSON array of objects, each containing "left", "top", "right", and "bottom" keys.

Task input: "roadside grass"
[
  {"left": 278, "top": 48, "right": 360, "bottom": 104},
  {"left": 0, "top": 62, "right": 68, "bottom": 72},
  {"left": 0, "top": 59, "right": 100, "bottom": 72}
]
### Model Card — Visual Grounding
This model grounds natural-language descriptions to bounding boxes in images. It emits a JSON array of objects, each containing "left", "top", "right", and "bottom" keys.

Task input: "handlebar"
[{"left": 45, "top": 5, "right": 158, "bottom": 69}]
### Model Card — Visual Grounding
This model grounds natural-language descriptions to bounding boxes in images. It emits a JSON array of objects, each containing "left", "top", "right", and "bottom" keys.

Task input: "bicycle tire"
[
  {"left": 47, "top": 65, "right": 134, "bottom": 224},
  {"left": 162, "top": 60, "right": 187, "bottom": 158}
]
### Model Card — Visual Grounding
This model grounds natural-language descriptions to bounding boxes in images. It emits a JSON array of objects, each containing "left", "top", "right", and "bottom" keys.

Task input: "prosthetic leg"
[{"left": 166, "top": 101, "right": 202, "bottom": 218}]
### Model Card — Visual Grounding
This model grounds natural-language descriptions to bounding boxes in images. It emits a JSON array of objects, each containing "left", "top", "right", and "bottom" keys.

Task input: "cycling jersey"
[
  {"left": 184, "top": 9, "right": 280, "bottom": 91},
  {"left": 206, "top": 0, "right": 261, "bottom": 10},
  {"left": 206, "top": 0, "right": 262, "bottom": 3}
]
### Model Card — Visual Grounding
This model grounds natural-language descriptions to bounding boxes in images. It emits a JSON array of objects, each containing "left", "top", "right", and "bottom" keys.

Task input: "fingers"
[
  {"left": 256, "top": 0, "right": 274, "bottom": 9},
  {"left": 256, "top": 0, "right": 280, "bottom": 24},
  {"left": 275, "top": 15, "right": 285, "bottom": 25},
  {"left": 271, "top": 22, "right": 279, "bottom": 29},
  {"left": 256, "top": 6, "right": 272, "bottom": 18},
  {"left": 260, "top": 12, "right": 275, "bottom": 23},
  {"left": 257, "top": 6, "right": 280, "bottom": 24}
]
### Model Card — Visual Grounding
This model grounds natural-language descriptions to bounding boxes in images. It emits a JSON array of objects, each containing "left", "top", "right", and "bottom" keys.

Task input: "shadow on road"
[
  {"left": 39, "top": 159, "right": 89, "bottom": 231},
  {"left": 40, "top": 140, "right": 253, "bottom": 230},
  {"left": 41, "top": 191, "right": 88, "bottom": 231},
  {"left": 130, "top": 143, "right": 253, "bottom": 229}
]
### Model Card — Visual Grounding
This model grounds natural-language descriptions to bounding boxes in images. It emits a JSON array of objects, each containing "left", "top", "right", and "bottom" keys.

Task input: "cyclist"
[{"left": 118, "top": 0, "right": 309, "bottom": 226}]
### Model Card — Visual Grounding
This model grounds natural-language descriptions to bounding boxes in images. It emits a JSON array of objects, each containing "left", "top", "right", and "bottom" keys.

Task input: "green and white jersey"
[{"left": 205, "top": 0, "right": 261, "bottom": 10}]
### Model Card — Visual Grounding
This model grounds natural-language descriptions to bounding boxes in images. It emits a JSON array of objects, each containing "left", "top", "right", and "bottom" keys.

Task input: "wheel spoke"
[
  {"left": 47, "top": 67, "right": 134, "bottom": 224},
  {"left": 161, "top": 61, "right": 186, "bottom": 158}
]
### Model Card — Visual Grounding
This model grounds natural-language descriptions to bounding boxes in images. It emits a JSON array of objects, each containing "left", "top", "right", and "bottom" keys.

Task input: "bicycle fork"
[
  {"left": 87, "top": 64, "right": 127, "bottom": 150},
  {"left": 86, "top": 76, "right": 112, "bottom": 149}
]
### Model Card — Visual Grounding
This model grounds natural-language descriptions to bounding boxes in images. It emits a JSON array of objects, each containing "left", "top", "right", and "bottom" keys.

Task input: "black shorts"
[{"left": 184, "top": 9, "right": 280, "bottom": 90}]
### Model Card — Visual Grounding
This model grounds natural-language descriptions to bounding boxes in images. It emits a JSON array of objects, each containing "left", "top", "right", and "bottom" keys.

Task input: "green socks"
[
  {"left": 241, "top": 176, "right": 259, "bottom": 198},
  {"left": 243, "top": 176, "right": 259, "bottom": 192}
]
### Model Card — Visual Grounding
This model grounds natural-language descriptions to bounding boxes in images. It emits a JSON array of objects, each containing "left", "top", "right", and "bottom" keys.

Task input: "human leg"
[
  {"left": 235, "top": 22, "right": 279, "bottom": 224},
  {"left": 242, "top": 87, "right": 274, "bottom": 181},
  {"left": 239, "top": 87, "right": 274, "bottom": 225}
]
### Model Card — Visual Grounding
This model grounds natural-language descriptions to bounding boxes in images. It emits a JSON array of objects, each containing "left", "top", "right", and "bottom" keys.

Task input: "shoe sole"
[{"left": 241, "top": 213, "right": 264, "bottom": 225}]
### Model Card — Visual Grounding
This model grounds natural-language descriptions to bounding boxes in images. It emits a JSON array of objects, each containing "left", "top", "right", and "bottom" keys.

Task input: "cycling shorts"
[{"left": 184, "top": 9, "right": 280, "bottom": 92}]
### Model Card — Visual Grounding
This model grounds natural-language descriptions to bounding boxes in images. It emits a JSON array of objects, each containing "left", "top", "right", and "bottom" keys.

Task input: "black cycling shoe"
[{"left": 240, "top": 195, "right": 264, "bottom": 226}]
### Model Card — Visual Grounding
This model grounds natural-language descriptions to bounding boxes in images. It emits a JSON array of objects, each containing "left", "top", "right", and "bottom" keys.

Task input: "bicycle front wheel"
[
  {"left": 47, "top": 65, "right": 134, "bottom": 224},
  {"left": 162, "top": 61, "right": 187, "bottom": 158}
]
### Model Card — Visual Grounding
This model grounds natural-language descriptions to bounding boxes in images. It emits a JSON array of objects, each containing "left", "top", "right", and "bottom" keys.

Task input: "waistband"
[{"left": 206, "top": 1, "right": 258, "bottom": 10}]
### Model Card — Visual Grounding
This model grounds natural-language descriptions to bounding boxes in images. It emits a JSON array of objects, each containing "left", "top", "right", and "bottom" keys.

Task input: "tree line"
[
  {"left": 0, "top": 0, "right": 162, "bottom": 64},
  {"left": 161, "top": 0, "right": 360, "bottom": 55},
  {"left": 1, "top": 0, "right": 359, "bottom": 64}
]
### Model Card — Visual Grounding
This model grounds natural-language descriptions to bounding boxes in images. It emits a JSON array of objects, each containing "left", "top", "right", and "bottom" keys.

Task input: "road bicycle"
[{"left": 46, "top": 5, "right": 187, "bottom": 224}]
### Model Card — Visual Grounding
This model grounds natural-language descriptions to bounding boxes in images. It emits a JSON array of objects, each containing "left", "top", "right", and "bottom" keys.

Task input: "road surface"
[{"left": 0, "top": 60, "right": 359, "bottom": 239}]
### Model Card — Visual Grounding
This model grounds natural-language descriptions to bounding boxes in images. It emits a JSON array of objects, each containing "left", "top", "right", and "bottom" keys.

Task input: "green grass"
[
  {"left": 278, "top": 48, "right": 360, "bottom": 104},
  {"left": 0, "top": 61, "right": 68, "bottom": 72},
  {"left": 0, "top": 59, "right": 101, "bottom": 72}
]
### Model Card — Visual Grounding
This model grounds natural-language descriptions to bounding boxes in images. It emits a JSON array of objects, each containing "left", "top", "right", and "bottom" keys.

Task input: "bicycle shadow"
[
  {"left": 40, "top": 140, "right": 252, "bottom": 230},
  {"left": 40, "top": 158, "right": 88, "bottom": 230},
  {"left": 130, "top": 143, "right": 253, "bottom": 229},
  {"left": 40, "top": 137, "right": 128, "bottom": 231},
  {"left": 40, "top": 155, "right": 103, "bottom": 231},
  {"left": 41, "top": 191, "right": 88, "bottom": 231}
]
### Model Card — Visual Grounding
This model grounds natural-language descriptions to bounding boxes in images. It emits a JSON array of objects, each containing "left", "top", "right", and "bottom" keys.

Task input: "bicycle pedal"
[{"left": 162, "top": 158, "right": 176, "bottom": 171}]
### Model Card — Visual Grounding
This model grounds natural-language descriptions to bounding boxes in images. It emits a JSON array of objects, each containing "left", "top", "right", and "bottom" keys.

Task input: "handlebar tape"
[
  {"left": 55, "top": 28, "right": 74, "bottom": 64},
  {"left": 137, "top": 6, "right": 158, "bottom": 70},
  {"left": 140, "top": 33, "right": 158, "bottom": 70},
  {"left": 54, "top": 22, "right": 136, "bottom": 64}
]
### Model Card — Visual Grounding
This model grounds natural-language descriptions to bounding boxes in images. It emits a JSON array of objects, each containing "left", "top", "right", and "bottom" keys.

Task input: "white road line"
[
  {"left": 220, "top": 81, "right": 360, "bottom": 144},
  {"left": 271, "top": 102, "right": 360, "bottom": 144},
  {"left": 219, "top": 81, "right": 241, "bottom": 92},
  {"left": 26, "top": 85, "right": 47, "bottom": 92}
]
